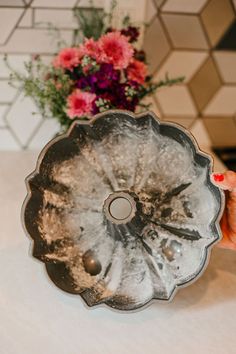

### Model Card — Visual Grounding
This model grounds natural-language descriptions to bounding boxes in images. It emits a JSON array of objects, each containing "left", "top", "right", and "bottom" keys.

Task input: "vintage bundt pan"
[{"left": 22, "top": 110, "right": 224, "bottom": 311}]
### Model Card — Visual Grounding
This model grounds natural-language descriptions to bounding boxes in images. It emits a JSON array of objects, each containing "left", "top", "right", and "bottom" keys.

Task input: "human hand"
[{"left": 211, "top": 171, "right": 236, "bottom": 250}]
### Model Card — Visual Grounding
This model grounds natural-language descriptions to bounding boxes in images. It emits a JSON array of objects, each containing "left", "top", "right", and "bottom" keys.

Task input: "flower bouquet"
[{"left": 8, "top": 3, "right": 183, "bottom": 130}]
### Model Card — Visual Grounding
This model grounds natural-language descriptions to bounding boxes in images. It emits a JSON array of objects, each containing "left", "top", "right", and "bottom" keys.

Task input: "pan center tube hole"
[
  {"left": 104, "top": 191, "right": 137, "bottom": 224},
  {"left": 109, "top": 197, "right": 132, "bottom": 220}
]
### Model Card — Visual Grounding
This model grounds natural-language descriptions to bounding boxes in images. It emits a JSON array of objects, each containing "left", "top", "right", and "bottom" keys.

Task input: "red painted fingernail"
[{"left": 213, "top": 173, "right": 224, "bottom": 182}]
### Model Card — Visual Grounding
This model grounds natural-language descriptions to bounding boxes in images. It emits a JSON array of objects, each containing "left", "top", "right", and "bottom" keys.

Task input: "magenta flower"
[
  {"left": 99, "top": 31, "right": 134, "bottom": 70},
  {"left": 53, "top": 47, "right": 82, "bottom": 70},
  {"left": 95, "top": 63, "right": 120, "bottom": 89},
  {"left": 67, "top": 89, "right": 96, "bottom": 119}
]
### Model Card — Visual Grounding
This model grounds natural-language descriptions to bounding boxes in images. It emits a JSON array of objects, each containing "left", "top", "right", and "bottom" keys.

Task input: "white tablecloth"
[{"left": 0, "top": 151, "right": 235, "bottom": 354}]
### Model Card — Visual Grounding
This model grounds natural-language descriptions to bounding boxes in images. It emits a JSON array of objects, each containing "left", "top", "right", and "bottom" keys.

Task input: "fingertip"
[
  {"left": 212, "top": 173, "right": 225, "bottom": 182},
  {"left": 211, "top": 171, "right": 236, "bottom": 192},
  {"left": 211, "top": 172, "right": 228, "bottom": 190},
  {"left": 224, "top": 170, "right": 236, "bottom": 187}
]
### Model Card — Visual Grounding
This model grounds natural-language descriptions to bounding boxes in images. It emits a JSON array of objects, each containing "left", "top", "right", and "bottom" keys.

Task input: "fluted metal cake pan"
[{"left": 22, "top": 110, "right": 224, "bottom": 311}]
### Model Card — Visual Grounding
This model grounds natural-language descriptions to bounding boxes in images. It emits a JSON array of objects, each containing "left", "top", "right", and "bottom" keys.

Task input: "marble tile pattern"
[{"left": 0, "top": 0, "right": 235, "bottom": 150}]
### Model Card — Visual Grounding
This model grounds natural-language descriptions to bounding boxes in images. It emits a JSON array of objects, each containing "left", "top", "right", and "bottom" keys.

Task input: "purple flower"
[
  {"left": 77, "top": 77, "right": 90, "bottom": 89},
  {"left": 121, "top": 26, "right": 139, "bottom": 43},
  {"left": 76, "top": 62, "right": 139, "bottom": 113},
  {"left": 77, "top": 75, "right": 98, "bottom": 92},
  {"left": 95, "top": 64, "right": 120, "bottom": 89},
  {"left": 110, "top": 83, "right": 139, "bottom": 111},
  {"left": 92, "top": 82, "right": 139, "bottom": 113},
  {"left": 92, "top": 100, "right": 99, "bottom": 115},
  {"left": 77, "top": 64, "right": 120, "bottom": 92},
  {"left": 134, "top": 49, "right": 146, "bottom": 62}
]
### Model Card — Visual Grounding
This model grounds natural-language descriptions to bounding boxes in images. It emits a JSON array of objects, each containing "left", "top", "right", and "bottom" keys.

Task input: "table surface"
[{"left": 0, "top": 151, "right": 235, "bottom": 354}]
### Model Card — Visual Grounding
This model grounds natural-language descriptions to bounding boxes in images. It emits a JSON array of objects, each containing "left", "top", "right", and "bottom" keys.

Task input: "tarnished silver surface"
[{"left": 22, "top": 110, "right": 224, "bottom": 311}]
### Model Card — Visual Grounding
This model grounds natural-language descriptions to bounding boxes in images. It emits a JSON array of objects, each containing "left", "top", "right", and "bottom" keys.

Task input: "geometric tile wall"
[
  {"left": 0, "top": 0, "right": 236, "bottom": 149},
  {"left": 144, "top": 0, "right": 236, "bottom": 148}
]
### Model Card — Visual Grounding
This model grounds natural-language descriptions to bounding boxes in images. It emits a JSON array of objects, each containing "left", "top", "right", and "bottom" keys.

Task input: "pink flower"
[
  {"left": 99, "top": 31, "right": 134, "bottom": 69},
  {"left": 67, "top": 89, "right": 96, "bottom": 119},
  {"left": 127, "top": 59, "right": 148, "bottom": 84},
  {"left": 53, "top": 47, "right": 81, "bottom": 70},
  {"left": 80, "top": 38, "right": 103, "bottom": 61}
]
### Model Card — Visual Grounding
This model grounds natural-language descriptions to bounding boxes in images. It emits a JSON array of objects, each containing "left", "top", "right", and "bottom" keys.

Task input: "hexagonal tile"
[
  {"left": 203, "top": 116, "right": 236, "bottom": 147},
  {"left": 31, "top": 0, "right": 77, "bottom": 7},
  {"left": 216, "top": 20, "right": 236, "bottom": 51},
  {"left": 203, "top": 86, "right": 236, "bottom": 116},
  {"left": 145, "top": 0, "right": 157, "bottom": 23},
  {"left": 155, "top": 85, "right": 197, "bottom": 117},
  {"left": 0, "top": 0, "right": 24, "bottom": 6},
  {"left": 105, "top": 0, "right": 147, "bottom": 30},
  {"left": 213, "top": 51, "right": 236, "bottom": 84},
  {"left": 78, "top": 0, "right": 104, "bottom": 7},
  {"left": 0, "top": 28, "right": 73, "bottom": 53},
  {"left": 0, "top": 54, "right": 30, "bottom": 79},
  {"left": 5, "top": 92, "right": 42, "bottom": 147},
  {"left": 0, "top": 128, "right": 20, "bottom": 150},
  {"left": 138, "top": 95, "right": 162, "bottom": 118},
  {"left": 154, "top": 50, "right": 208, "bottom": 83},
  {"left": 0, "top": 8, "right": 24, "bottom": 45},
  {"left": 190, "top": 118, "right": 212, "bottom": 148},
  {"left": 18, "top": 8, "right": 33, "bottom": 28},
  {"left": 0, "top": 81, "right": 17, "bottom": 103},
  {"left": 34, "top": 9, "right": 77, "bottom": 29},
  {"left": 161, "top": 13, "right": 208, "bottom": 49},
  {"left": 201, "top": 0, "right": 235, "bottom": 47},
  {"left": 153, "top": 0, "right": 165, "bottom": 8},
  {"left": 143, "top": 17, "right": 170, "bottom": 73},
  {"left": 161, "top": 116, "right": 195, "bottom": 129},
  {"left": 0, "top": 105, "right": 8, "bottom": 127},
  {"left": 162, "top": 0, "right": 207, "bottom": 14},
  {"left": 28, "top": 118, "right": 61, "bottom": 149},
  {"left": 189, "top": 57, "right": 222, "bottom": 113}
]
